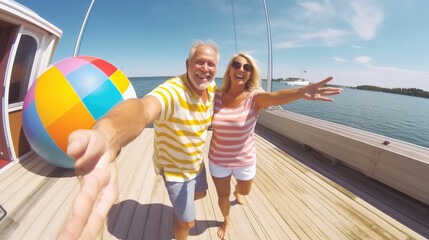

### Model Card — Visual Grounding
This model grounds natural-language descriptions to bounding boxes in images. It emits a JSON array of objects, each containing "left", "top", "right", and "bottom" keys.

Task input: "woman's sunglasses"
[{"left": 231, "top": 61, "right": 253, "bottom": 72}]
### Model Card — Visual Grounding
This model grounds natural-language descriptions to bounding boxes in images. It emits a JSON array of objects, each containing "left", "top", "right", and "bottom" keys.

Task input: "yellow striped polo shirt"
[{"left": 147, "top": 74, "right": 216, "bottom": 182}]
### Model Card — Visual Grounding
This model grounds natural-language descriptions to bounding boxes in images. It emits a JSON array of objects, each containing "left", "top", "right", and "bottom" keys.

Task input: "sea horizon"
[
  {"left": 130, "top": 76, "right": 429, "bottom": 149},
  {"left": 129, "top": 76, "right": 429, "bottom": 92}
]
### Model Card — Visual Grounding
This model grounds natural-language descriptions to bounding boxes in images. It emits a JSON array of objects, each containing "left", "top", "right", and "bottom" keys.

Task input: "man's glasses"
[{"left": 231, "top": 61, "right": 253, "bottom": 72}]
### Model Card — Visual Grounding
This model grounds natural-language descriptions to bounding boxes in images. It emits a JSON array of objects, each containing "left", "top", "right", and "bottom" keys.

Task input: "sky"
[{"left": 14, "top": 0, "right": 429, "bottom": 90}]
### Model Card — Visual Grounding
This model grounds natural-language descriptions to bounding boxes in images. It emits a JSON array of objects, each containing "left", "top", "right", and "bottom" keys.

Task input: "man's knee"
[
  {"left": 194, "top": 191, "right": 206, "bottom": 200},
  {"left": 176, "top": 219, "right": 195, "bottom": 231}
]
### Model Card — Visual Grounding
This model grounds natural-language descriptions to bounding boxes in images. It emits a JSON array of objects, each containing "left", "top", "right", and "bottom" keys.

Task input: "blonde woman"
[{"left": 208, "top": 53, "right": 342, "bottom": 239}]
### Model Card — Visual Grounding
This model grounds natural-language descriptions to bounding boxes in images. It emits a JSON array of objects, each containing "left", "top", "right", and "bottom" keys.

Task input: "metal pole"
[
  {"left": 73, "top": 0, "right": 96, "bottom": 57},
  {"left": 231, "top": 0, "right": 238, "bottom": 53},
  {"left": 262, "top": 0, "right": 273, "bottom": 92}
]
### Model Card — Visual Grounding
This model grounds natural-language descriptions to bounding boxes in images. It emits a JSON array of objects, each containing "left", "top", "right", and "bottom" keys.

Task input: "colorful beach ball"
[{"left": 22, "top": 56, "right": 137, "bottom": 169}]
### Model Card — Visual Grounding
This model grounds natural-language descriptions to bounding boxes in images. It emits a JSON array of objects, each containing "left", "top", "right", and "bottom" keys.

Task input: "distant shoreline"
[
  {"left": 266, "top": 78, "right": 429, "bottom": 99},
  {"left": 130, "top": 77, "right": 429, "bottom": 99},
  {"left": 352, "top": 85, "right": 429, "bottom": 99}
]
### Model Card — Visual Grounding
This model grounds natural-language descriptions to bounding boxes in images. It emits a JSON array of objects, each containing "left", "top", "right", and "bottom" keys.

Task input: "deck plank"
[
  {"left": 256, "top": 137, "right": 341, "bottom": 239},
  {"left": 0, "top": 126, "right": 428, "bottom": 240}
]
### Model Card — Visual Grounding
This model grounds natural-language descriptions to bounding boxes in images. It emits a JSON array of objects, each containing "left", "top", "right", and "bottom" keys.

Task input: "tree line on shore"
[
  {"left": 263, "top": 79, "right": 429, "bottom": 99},
  {"left": 356, "top": 85, "right": 429, "bottom": 99}
]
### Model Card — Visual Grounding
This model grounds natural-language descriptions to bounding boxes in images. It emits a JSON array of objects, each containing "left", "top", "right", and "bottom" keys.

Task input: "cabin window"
[{"left": 9, "top": 35, "right": 37, "bottom": 104}]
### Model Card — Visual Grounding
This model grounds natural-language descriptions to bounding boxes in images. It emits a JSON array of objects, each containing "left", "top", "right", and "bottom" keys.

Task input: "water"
[{"left": 130, "top": 76, "right": 429, "bottom": 149}]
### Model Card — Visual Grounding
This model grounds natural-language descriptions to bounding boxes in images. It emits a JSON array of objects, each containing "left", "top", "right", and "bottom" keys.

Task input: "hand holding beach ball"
[{"left": 22, "top": 56, "right": 136, "bottom": 168}]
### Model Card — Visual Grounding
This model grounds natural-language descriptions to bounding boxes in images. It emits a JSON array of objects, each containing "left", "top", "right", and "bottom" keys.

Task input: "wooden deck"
[{"left": 0, "top": 125, "right": 428, "bottom": 239}]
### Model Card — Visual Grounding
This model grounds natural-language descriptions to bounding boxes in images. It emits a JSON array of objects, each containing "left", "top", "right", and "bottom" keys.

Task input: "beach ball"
[{"left": 22, "top": 56, "right": 137, "bottom": 169}]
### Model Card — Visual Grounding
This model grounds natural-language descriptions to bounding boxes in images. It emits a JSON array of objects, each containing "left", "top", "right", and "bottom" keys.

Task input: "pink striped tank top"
[{"left": 208, "top": 90, "right": 261, "bottom": 168}]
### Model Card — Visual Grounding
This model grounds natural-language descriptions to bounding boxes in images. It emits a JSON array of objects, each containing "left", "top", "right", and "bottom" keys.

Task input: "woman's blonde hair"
[{"left": 220, "top": 52, "right": 261, "bottom": 93}]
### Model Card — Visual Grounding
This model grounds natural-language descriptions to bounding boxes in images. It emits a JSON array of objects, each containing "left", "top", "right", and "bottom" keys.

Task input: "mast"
[
  {"left": 73, "top": 0, "right": 96, "bottom": 57},
  {"left": 262, "top": 0, "right": 273, "bottom": 92},
  {"left": 231, "top": 0, "right": 238, "bottom": 53}
]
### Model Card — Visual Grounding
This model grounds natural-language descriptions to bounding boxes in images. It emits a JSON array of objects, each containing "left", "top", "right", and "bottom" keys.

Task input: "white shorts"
[{"left": 209, "top": 161, "right": 256, "bottom": 181}]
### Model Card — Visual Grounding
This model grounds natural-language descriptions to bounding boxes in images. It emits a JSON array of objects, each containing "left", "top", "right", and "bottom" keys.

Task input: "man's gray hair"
[{"left": 188, "top": 40, "right": 220, "bottom": 62}]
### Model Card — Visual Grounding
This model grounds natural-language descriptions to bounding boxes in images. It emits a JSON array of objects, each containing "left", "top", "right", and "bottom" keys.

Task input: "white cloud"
[
  {"left": 275, "top": 41, "right": 299, "bottom": 49},
  {"left": 303, "top": 29, "right": 348, "bottom": 46},
  {"left": 275, "top": 29, "right": 347, "bottom": 49},
  {"left": 333, "top": 57, "right": 348, "bottom": 62},
  {"left": 299, "top": 1, "right": 332, "bottom": 16},
  {"left": 272, "top": 0, "right": 385, "bottom": 49},
  {"left": 355, "top": 56, "right": 372, "bottom": 64},
  {"left": 265, "top": 1, "right": 428, "bottom": 90},
  {"left": 349, "top": 1, "right": 383, "bottom": 40},
  {"left": 366, "top": 64, "right": 414, "bottom": 74}
]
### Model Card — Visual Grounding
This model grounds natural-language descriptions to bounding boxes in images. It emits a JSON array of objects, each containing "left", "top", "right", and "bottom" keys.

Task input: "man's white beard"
[{"left": 189, "top": 73, "right": 213, "bottom": 90}]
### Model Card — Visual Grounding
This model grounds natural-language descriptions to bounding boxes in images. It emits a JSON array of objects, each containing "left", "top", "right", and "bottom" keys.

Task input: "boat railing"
[{"left": 258, "top": 106, "right": 429, "bottom": 206}]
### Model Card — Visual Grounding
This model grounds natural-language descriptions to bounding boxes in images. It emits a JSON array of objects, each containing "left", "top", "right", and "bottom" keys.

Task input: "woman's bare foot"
[
  {"left": 233, "top": 191, "right": 245, "bottom": 205},
  {"left": 217, "top": 218, "right": 230, "bottom": 239}
]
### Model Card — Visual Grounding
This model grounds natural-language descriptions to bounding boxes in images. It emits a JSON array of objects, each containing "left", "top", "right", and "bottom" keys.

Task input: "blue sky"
[{"left": 15, "top": 0, "right": 429, "bottom": 90}]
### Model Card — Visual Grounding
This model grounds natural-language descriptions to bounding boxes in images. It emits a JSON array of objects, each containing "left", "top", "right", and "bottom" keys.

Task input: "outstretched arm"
[
  {"left": 255, "top": 76, "right": 342, "bottom": 110},
  {"left": 57, "top": 96, "right": 161, "bottom": 240},
  {"left": 57, "top": 138, "right": 117, "bottom": 240},
  {"left": 72, "top": 96, "right": 160, "bottom": 173}
]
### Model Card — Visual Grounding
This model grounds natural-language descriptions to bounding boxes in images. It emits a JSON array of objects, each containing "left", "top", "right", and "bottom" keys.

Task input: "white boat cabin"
[{"left": 0, "top": 0, "right": 62, "bottom": 171}]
